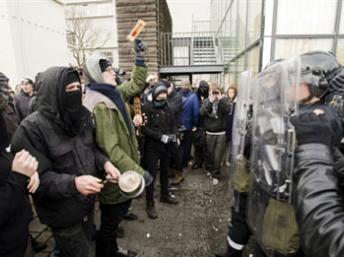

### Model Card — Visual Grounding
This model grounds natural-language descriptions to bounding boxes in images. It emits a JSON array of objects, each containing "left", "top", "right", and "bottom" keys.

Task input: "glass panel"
[
  {"left": 237, "top": 0, "right": 247, "bottom": 52},
  {"left": 246, "top": 0, "right": 262, "bottom": 45},
  {"left": 336, "top": 39, "right": 344, "bottom": 65},
  {"left": 173, "top": 46, "right": 189, "bottom": 66},
  {"left": 276, "top": 0, "right": 337, "bottom": 34},
  {"left": 246, "top": 46, "right": 260, "bottom": 75},
  {"left": 339, "top": 4, "right": 344, "bottom": 33},
  {"left": 274, "top": 39, "right": 333, "bottom": 59}
]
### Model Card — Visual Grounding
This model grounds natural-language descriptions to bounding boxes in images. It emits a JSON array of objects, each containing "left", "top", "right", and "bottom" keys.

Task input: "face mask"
[
  {"left": 62, "top": 90, "right": 82, "bottom": 135},
  {"left": 64, "top": 90, "right": 82, "bottom": 112},
  {"left": 199, "top": 88, "right": 209, "bottom": 98},
  {"left": 153, "top": 99, "right": 167, "bottom": 108}
]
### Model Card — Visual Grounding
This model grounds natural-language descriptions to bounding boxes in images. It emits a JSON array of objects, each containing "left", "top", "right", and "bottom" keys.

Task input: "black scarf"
[
  {"left": 61, "top": 90, "right": 83, "bottom": 136},
  {"left": 89, "top": 83, "right": 132, "bottom": 135}
]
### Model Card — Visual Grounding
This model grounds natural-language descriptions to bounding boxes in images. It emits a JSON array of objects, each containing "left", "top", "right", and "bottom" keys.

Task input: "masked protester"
[
  {"left": 142, "top": 82, "right": 178, "bottom": 219},
  {"left": 192, "top": 80, "right": 210, "bottom": 170},
  {"left": 83, "top": 38, "right": 150, "bottom": 257},
  {"left": 161, "top": 80, "right": 184, "bottom": 186},
  {"left": 11, "top": 67, "right": 120, "bottom": 257}
]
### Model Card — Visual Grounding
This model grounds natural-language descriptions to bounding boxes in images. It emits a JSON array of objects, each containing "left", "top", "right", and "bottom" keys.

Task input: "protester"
[
  {"left": 0, "top": 109, "right": 40, "bottom": 257},
  {"left": 193, "top": 80, "right": 209, "bottom": 170},
  {"left": 11, "top": 67, "right": 120, "bottom": 257},
  {"left": 14, "top": 78, "right": 34, "bottom": 121},
  {"left": 83, "top": 38, "right": 149, "bottom": 257},
  {"left": 224, "top": 86, "right": 237, "bottom": 165},
  {"left": 0, "top": 72, "right": 18, "bottom": 138},
  {"left": 200, "top": 83, "right": 230, "bottom": 178},
  {"left": 142, "top": 82, "right": 178, "bottom": 219},
  {"left": 161, "top": 80, "right": 184, "bottom": 185},
  {"left": 179, "top": 79, "right": 200, "bottom": 170}
]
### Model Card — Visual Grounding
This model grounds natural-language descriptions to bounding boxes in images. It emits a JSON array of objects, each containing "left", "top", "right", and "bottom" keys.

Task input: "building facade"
[
  {"left": 0, "top": 0, "right": 70, "bottom": 86},
  {"left": 64, "top": 0, "right": 119, "bottom": 67},
  {"left": 116, "top": 0, "right": 172, "bottom": 73},
  {"left": 211, "top": 0, "right": 344, "bottom": 87}
]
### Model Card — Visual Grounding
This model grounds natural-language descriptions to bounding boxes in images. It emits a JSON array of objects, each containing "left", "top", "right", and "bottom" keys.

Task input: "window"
[
  {"left": 246, "top": 0, "right": 262, "bottom": 45},
  {"left": 274, "top": 39, "right": 333, "bottom": 59},
  {"left": 100, "top": 51, "right": 114, "bottom": 63},
  {"left": 276, "top": 0, "right": 337, "bottom": 34},
  {"left": 336, "top": 39, "right": 344, "bottom": 65}
]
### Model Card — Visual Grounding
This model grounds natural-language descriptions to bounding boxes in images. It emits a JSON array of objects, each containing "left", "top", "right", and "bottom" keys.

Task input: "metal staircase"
[{"left": 192, "top": 36, "right": 217, "bottom": 65}]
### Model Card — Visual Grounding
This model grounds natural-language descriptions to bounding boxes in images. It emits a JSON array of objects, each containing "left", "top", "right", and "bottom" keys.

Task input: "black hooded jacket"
[
  {"left": 142, "top": 85, "right": 177, "bottom": 152},
  {"left": 11, "top": 67, "right": 108, "bottom": 229},
  {"left": 0, "top": 72, "right": 18, "bottom": 139},
  {"left": 168, "top": 89, "right": 182, "bottom": 125},
  {"left": 0, "top": 113, "right": 31, "bottom": 257}
]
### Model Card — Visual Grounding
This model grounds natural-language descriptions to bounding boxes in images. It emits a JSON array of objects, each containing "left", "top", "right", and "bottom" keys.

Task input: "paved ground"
[{"left": 30, "top": 167, "right": 236, "bottom": 257}]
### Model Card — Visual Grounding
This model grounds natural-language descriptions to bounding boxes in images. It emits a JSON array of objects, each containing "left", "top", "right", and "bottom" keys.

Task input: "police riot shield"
[
  {"left": 247, "top": 57, "right": 301, "bottom": 256},
  {"left": 230, "top": 70, "right": 252, "bottom": 194}
]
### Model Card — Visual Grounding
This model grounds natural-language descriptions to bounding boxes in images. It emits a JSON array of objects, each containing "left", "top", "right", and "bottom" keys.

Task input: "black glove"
[
  {"left": 134, "top": 38, "right": 145, "bottom": 67},
  {"left": 290, "top": 110, "right": 334, "bottom": 148}
]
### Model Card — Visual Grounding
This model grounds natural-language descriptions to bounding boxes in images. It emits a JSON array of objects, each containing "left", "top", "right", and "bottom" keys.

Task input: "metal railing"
[{"left": 159, "top": 31, "right": 224, "bottom": 67}]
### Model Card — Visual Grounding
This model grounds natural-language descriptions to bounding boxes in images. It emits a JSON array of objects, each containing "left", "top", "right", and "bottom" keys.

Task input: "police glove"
[
  {"left": 161, "top": 134, "right": 171, "bottom": 144},
  {"left": 290, "top": 110, "right": 334, "bottom": 148},
  {"left": 134, "top": 38, "right": 145, "bottom": 67}
]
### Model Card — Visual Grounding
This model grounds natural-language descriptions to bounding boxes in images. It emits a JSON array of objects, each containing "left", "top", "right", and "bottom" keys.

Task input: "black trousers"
[
  {"left": 52, "top": 213, "right": 94, "bottom": 257},
  {"left": 96, "top": 201, "right": 131, "bottom": 257},
  {"left": 169, "top": 142, "right": 183, "bottom": 171},
  {"left": 181, "top": 130, "right": 193, "bottom": 168},
  {"left": 144, "top": 144, "right": 170, "bottom": 205}
]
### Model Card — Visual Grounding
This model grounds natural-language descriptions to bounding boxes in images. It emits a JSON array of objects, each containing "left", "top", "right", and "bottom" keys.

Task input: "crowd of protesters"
[{"left": 0, "top": 39, "right": 236, "bottom": 257}]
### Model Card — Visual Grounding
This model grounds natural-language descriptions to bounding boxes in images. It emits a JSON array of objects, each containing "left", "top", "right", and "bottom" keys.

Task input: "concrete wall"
[
  {"left": 0, "top": 0, "right": 71, "bottom": 87},
  {"left": 116, "top": 0, "right": 172, "bottom": 74}
]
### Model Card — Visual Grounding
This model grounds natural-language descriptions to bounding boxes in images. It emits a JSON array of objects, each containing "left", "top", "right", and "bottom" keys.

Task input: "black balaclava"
[
  {"left": 198, "top": 80, "right": 209, "bottom": 98},
  {"left": 61, "top": 70, "right": 82, "bottom": 136},
  {"left": 152, "top": 82, "right": 168, "bottom": 108}
]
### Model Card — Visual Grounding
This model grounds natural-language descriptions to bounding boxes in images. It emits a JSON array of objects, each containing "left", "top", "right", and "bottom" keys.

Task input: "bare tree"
[{"left": 66, "top": 8, "right": 110, "bottom": 67}]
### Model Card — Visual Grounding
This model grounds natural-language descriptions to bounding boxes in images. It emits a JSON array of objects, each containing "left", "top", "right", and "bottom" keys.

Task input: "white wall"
[
  {"left": 65, "top": 0, "right": 119, "bottom": 66},
  {"left": 0, "top": 0, "right": 71, "bottom": 87},
  {"left": 167, "top": 0, "right": 211, "bottom": 33}
]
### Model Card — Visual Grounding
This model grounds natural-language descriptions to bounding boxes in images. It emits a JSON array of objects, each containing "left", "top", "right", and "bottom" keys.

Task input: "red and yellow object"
[{"left": 127, "top": 19, "right": 146, "bottom": 41}]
